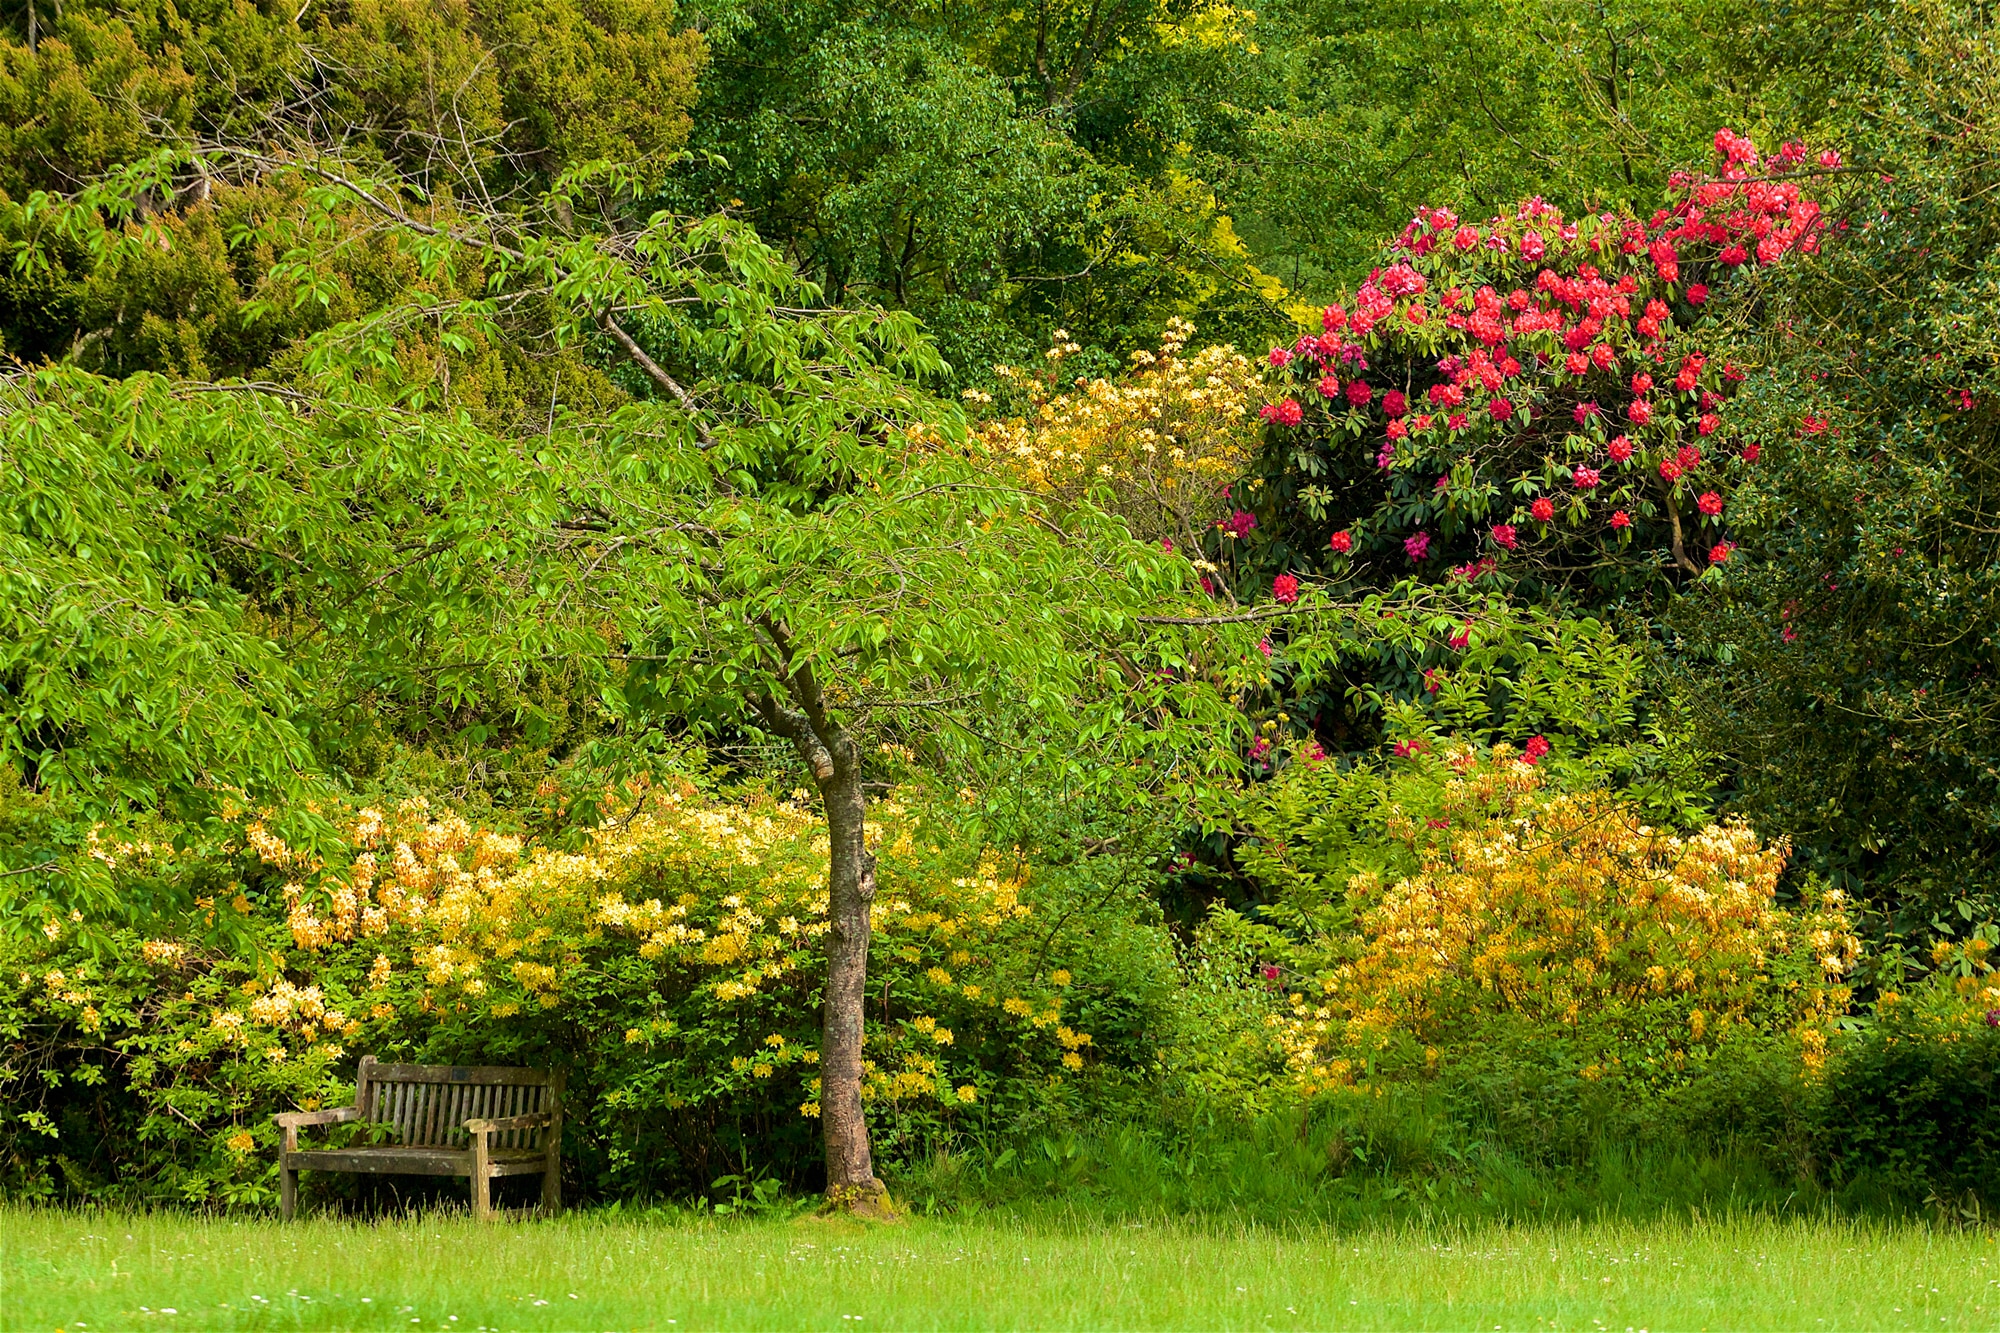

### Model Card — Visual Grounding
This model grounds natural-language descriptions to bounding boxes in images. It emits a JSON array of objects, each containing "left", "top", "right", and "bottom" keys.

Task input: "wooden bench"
[{"left": 273, "top": 1055, "right": 564, "bottom": 1220}]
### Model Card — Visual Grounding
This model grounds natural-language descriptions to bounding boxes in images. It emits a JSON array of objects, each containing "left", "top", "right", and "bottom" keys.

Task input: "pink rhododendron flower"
[
  {"left": 1523, "top": 734, "right": 1551, "bottom": 764},
  {"left": 1573, "top": 466, "right": 1601, "bottom": 489},
  {"left": 1608, "top": 435, "right": 1634, "bottom": 463},
  {"left": 1491, "top": 524, "right": 1518, "bottom": 550},
  {"left": 1268, "top": 346, "right": 1292, "bottom": 368},
  {"left": 1610, "top": 510, "right": 1631, "bottom": 528},
  {"left": 1659, "top": 458, "right": 1684, "bottom": 481},
  {"left": 1404, "top": 531, "right": 1431, "bottom": 562},
  {"left": 1273, "top": 574, "right": 1300, "bottom": 604},
  {"left": 1698, "top": 491, "right": 1723, "bottom": 516},
  {"left": 1382, "top": 389, "right": 1408, "bottom": 418},
  {"left": 1329, "top": 529, "right": 1354, "bottom": 553},
  {"left": 1531, "top": 496, "right": 1555, "bottom": 522},
  {"left": 1628, "top": 398, "right": 1653, "bottom": 426},
  {"left": 1742, "top": 442, "right": 1761, "bottom": 462},
  {"left": 1346, "top": 380, "right": 1374, "bottom": 407},
  {"left": 1709, "top": 541, "right": 1735, "bottom": 564},
  {"left": 1687, "top": 283, "right": 1709, "bottom": 305}
]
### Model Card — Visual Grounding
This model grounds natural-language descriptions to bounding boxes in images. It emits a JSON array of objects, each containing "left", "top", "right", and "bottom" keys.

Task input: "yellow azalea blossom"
[{"left": 1260, "top": 759, "right": 1856, "bottom": 1094}]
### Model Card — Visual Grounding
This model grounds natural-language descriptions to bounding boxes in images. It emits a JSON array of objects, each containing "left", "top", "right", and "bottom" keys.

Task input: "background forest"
[{"left": 1, "top": 0, "right": 1996, "bottom": 1219}]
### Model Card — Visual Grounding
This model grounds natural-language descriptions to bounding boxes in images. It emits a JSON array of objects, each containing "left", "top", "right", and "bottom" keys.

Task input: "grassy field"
[{"left": 3, "top": 1206, "right": 1995, "bottom": 1332}]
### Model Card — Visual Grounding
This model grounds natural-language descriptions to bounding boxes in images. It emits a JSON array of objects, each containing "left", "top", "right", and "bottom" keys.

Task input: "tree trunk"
[
  {"left": 814, "top": 735, "right": 894, "bottom": 1216},
  {"left": 745, "top": 637, "right": 895, "bottom": 1218}
]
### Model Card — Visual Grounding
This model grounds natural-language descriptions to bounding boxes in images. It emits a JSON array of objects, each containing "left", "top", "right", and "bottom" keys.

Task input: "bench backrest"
[{"left": 355, "top": 1056, "right": 557, "bottom": 1150}]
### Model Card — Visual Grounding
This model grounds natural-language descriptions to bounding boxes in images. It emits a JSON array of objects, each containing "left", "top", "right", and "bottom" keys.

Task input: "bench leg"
[
  {"left": 541, "top": 1160, "right": 561, "bottom": 1214},
  {"left": 471, "top": 1133, "right": 493, "bottom": 1221},
  {"left": 280, "top": 1162, "right": 297, "bottom": 1221}
]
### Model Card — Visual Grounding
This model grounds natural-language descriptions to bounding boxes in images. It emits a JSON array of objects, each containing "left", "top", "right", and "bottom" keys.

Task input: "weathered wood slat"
[
  {"left": 289, "top": 1147, "right": 469, "bottom": 1176},
  {"left": 285, "top": 1147, "right": 551, "bottom": 1177},
  {"left": 362, "top": 1063, "right": 552, "bottom": 1085}
]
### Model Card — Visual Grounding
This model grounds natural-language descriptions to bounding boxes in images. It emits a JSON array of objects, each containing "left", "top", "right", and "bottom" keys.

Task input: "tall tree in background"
[{"left": 1666, "top": 0, "right": 2000, "bottom": 945}]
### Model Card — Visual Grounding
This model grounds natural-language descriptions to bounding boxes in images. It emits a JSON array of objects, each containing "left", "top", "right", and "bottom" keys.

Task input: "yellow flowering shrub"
[
  {"left": 1, "top": 777, "right": 1158, "bottom": 1204},
  {"left": 1254, "top": 754, "right": 1858, "bottom": 1095},
  {"left": 968, "top": 319, "right": 1263, "bottom": 544}
]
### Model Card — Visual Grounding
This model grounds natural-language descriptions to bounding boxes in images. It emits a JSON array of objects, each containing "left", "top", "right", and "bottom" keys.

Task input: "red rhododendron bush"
[
  {"left": 1238, "top": 750, "right": 1859, "bottom": 1097},
  {"left": 1252, "top": 130, "right": 1831, "bottom": 596}
]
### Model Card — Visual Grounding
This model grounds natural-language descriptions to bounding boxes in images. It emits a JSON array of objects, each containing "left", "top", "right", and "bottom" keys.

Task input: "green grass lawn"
[{"left": 3, "top": 1206, "right": 1995, "bottom": 1332}]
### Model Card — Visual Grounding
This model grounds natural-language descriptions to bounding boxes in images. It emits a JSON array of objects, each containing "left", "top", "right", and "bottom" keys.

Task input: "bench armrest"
[
  {"left": 465, "top": 1111, "right": 551, "bottom": 1135},
  {"left": 273, "top": 1106, "right": 362, "bottom": 1129}
]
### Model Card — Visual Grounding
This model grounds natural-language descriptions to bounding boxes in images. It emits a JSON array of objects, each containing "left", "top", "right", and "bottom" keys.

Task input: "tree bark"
[
  {"left": 814, "top": 733, "right": 890, "bottom": 1213},
  {"left": 745, "top": 633, "right": 894, "bottom": 1218}
]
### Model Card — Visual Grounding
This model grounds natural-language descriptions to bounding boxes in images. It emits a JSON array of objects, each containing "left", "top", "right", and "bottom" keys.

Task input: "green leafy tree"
[
  {"left": 3, "top": 147, "right": 1258, "bottom": 1209},
  {"left": 1222, "top": 0, "right": 1801, "bottom": 287}
]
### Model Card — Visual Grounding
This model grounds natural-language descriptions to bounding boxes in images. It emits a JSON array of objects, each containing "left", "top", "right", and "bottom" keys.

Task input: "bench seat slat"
[{"left": 286, "top": 1147, "right": 548, "bottom": 1177}]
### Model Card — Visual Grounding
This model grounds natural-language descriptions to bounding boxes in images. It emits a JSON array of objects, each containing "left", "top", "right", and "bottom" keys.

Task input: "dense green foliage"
[
  {"left": 1665, "top": 0, "right": 2000, "bottom": 938},
  {"left": 3, "top": 0, "right": 1999, "bottom": 1222}
]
